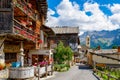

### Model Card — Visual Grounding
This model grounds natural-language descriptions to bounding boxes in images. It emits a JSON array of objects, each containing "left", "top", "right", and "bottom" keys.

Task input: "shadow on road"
[
  {"left": 77, "top": 63, "right": 92, "bottom": 70},
  {"left": 76, "top": 63, "right": 100, "bottom": 80}
]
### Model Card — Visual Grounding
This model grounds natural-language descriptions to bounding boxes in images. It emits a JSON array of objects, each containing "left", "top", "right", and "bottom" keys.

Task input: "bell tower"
[{"left": 86, "top": 35, "right": 90, "bottom": 48}]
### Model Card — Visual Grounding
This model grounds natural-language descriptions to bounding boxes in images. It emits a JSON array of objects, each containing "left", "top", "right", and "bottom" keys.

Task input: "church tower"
[{"left": 86, "top": 35, "right": 90, "bottom": 48}]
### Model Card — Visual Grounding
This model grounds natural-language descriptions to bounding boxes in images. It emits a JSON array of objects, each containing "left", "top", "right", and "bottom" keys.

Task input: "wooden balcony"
[
  {"left": 13, "top": 19, "right": 36, "bottom": 42},
  {"left": 13, "top": 0, "right": 36, "bottom": 21}
]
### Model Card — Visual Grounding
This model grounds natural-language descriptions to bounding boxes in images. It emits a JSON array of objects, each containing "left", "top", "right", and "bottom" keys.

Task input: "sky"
[{"left": 46, "top": 0, "right": 120, "bottom": 35}]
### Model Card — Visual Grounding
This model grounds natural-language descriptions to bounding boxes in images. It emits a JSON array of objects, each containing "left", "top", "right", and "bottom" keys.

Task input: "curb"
[
  {"left": 93, "top": 72, "right": 103, "bottom": 80},
  {"left": 33, "top": 72, "right": 58, "bottom": 80}
]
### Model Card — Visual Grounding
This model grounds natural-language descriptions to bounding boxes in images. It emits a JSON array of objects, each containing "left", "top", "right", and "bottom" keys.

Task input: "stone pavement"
[
  {"left": 45, "top": 63, "right": 99, "bottom": 80},
  {"left": 33, "top": 63, "right": 99, "bottom": 80}
]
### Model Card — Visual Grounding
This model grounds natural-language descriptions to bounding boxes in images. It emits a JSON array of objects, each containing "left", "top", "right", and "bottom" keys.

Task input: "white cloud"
[
  {"left": 46, "top": 0, "right": 120, "bottom": 34},
  {"left": 46, "top": 9, "right": 58, "bottom": 26},
  {"left": 110, "top": 4, "right": 120, "bottom": 13},
  {"left": 109, "top": 4, "right": 120, "bottom": 26}
]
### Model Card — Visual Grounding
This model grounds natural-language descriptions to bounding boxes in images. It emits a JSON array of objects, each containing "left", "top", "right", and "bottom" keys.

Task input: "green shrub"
[
  {"left": 54, "top": 41, "right": 73, "bottom": 64},
  {"left": 54, "top": 64, "right": 70, "bottom": 72},
  {"left": 96, "top": 66, "right": 104, "bottom": 71},
  {"left": 96, "top": 68, "right": 120, "bottom": 80}
]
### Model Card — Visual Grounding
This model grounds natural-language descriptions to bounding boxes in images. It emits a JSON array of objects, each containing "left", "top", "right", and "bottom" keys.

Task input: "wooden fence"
[{"left": 35, "top": 64, "right": 53, "bottom": 78}]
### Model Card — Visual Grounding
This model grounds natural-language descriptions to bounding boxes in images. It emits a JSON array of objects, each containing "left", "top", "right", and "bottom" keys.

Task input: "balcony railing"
[
  {"left": 13, "top": 0, "right": 36, "bottom": 20},
  {"left": 13, "top": 19, "right": 36, "bottom": 42}
]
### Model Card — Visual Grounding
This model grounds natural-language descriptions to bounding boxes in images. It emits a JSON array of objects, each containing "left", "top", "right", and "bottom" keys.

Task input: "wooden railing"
[
  {"left": 35, "top": 64, "right": 53, "bottom": 78},
  {"left": 96, "top": 69, "right": 119, "bottom": 80},
  {"left": 13, "top": 19, "right": 36, "bottom": 42},
  {"left": 13, "top": 0, "right": 36, "bottom": 20}
]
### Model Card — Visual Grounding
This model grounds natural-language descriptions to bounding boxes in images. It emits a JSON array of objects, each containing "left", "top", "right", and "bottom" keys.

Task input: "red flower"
[
  {"left": 28, "top": 13, "right": 31, "bottom": 16},
  {"left": 21, "top": 20, "right": 27, "bottom": 26},
  {"left": 24, "top": 6, "right": 27, "bottom": 10},
  {"left": 21, "top": 30, "right": 26, "bottom": 35},
  {"left": 38, "top": 39, "right": 42, "bottom": 43},
  {"left": 28, "top": 3, "right": 32, "bottom": 8},
  {"left": 34, "top": 63, "right": 38, "bottom": 66}
]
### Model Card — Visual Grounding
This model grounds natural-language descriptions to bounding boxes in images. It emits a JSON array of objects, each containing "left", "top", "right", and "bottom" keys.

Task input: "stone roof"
[{"left": 51, "top": 27, "right": 79, "bottom": 34}]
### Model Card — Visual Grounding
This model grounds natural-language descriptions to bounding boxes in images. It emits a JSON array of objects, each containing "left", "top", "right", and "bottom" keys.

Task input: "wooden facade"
[
  {"left": 48, "top": 27, "right": 80, "bottom": 64},
  {"left": 30, "top": 25, "right": 55, "bottom": 66},
  {"left": 0, "top": 0, "right": 56, "bottom": 79},
  {"left": 0, "top": 0, "right": 48, "bottom": 62},
  {"left": 48, "top": 27, "right": 80, "bottom": 51}
]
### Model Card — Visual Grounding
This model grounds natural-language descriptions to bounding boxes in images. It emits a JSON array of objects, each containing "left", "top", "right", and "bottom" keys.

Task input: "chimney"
[{"left": 118, "top": 46, "right": 120, "bottom": 52}]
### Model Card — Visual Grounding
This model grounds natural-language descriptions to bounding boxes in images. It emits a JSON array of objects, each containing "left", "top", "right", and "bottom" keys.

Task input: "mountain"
[{"left": 80, "top": 29, "right": 120, "bottom": 49}]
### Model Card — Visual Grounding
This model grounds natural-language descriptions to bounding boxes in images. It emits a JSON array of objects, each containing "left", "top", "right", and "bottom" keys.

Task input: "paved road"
[{"left": 46, "top": 63, "right": 99, "bottom": 80}]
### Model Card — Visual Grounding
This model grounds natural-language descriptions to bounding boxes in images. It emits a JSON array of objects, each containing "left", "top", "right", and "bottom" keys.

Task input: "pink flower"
[
  {"left": 34, "top": 63, "right": 38, "bottom": 66},
  {"left": 39, "top": 61, "right": 47, "bottom": 66}
]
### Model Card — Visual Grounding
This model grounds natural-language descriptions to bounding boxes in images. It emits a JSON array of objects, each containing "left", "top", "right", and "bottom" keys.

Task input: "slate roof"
[{"left": 51, "top": 27, "right": 79, "bottom": 34}]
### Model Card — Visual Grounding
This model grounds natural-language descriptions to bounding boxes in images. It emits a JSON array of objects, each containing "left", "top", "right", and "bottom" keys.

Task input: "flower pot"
[{"left": 0, "top": 63, "right": 5, "bottom": 70}]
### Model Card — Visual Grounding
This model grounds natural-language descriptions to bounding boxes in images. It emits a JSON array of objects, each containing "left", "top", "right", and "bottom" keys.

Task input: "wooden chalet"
[
  {"left": 48, "top": 27, "right": 80, "bottom": 63},
  {"left": 0, "top": 0, "right": 54, "bottom": 79},
  {"left": 49, "top": 27, "right": 80, "bottom": 48}
]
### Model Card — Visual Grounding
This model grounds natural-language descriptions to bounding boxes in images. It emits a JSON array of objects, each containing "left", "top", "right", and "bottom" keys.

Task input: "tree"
[
  {"left": 65, "top": 46, "right": 73, "bottom": 61},
  {"left": 112, "top": 45, "right": 118, "bottom": 49},
  {"left": 54, "top": 41, "right": 65, "bottom": 64},
  {"left": 54, "top": 41, "right": 73, "bottom": 64}
]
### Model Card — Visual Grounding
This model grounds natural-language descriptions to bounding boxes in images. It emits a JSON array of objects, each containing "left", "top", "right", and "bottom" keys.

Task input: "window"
[
  {"left": 5, "top": 53, "right": 17, "bottom": 63},
  {"left": 0, "top": 13, "right": 4, "bottom": 23},
  {"left": 0, "top": 0, "right": 11, "bottom": 8}
]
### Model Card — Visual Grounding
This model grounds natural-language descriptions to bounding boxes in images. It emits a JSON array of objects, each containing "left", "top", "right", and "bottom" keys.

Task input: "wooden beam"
[{"left": 0, "top": 8, "right": 11, "bottom": 12}]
